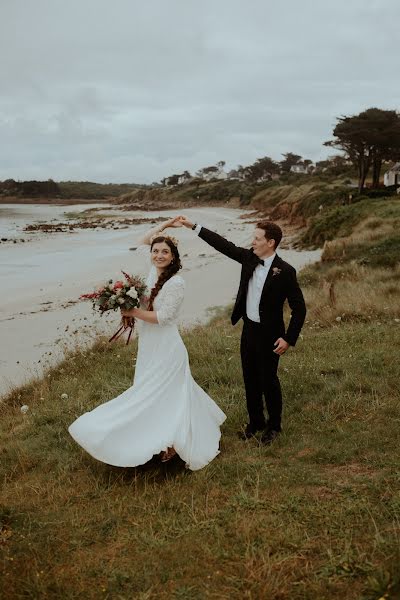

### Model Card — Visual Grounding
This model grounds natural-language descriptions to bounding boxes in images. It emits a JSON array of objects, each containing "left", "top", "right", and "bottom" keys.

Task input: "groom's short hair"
[{"left": 256, "top": 221, "right": 283, "bottom": 248}]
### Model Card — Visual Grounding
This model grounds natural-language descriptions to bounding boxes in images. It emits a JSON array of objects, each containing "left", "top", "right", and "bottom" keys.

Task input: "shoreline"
[
  {"left": 0, "top": 196, "right": 115, "bottom": 205},
  {"left": 0, "top": 196, "right": 239, "bottom": 208}
]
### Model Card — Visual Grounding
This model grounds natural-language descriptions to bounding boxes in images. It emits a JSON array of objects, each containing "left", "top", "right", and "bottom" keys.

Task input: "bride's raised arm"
[{"left": 138, "top": 216, "right": 183, "bottom": 245}]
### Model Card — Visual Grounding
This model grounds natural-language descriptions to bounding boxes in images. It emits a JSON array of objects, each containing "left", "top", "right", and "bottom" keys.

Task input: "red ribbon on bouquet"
[{"left": 108, "top": 318, "right": 135, "bottom": 345}]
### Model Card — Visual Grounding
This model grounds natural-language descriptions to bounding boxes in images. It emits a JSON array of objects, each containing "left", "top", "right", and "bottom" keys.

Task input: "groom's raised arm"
[{"left": 179, "top": 217, "right": 251, "bottom": 264}]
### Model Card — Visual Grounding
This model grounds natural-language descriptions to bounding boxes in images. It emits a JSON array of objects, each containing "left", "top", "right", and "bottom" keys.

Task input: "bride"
[{"left": 69, "top": 217, "right": 226, "bottom": 470}]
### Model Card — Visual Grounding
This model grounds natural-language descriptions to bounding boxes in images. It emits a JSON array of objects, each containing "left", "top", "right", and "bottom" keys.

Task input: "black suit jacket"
[{"left": 199, "top": 227, "right": 306, "bottom": 346}]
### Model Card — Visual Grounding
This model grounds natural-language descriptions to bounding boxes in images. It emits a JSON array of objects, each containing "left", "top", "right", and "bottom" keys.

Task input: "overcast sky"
[{"left": 1, "top": 0, "right": 399, "bottom": 183}]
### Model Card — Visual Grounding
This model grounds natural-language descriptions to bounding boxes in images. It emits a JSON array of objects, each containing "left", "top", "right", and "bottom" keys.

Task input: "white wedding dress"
[{"left": 69, "top": 246, "right": 226, "bottom": 471}]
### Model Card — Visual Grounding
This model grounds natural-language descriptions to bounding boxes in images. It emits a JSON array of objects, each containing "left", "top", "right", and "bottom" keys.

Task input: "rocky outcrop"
[{"left": 24, "top": 216, "right": 166, "bottom": 233}]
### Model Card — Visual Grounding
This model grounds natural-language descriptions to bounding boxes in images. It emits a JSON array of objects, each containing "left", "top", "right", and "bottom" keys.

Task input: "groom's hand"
[
  {"left": 274, "top": 338, "right": 289, "bottom": 355},
  {"left": 179, "top": 216, "right": 195, "bottom": 229}
]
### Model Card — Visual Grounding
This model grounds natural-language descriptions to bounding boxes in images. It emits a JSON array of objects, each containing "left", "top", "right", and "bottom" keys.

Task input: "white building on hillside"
[
  {"left": 201, "top": 166, "right": 228, "bottom": 181},
  {"left": 384, "top": 163, "right": 400, "bottom": 187},
  {"left": 290, "top": 165, "right": 309, "bottom": 174}
]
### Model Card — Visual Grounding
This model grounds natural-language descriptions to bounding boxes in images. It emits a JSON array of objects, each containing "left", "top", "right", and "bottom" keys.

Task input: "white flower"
[
  {"left": 20, "top": 405, "right": 29, "bottom": 414},
  {"left": 108, "top": 284, "right": 114, "bottom": 291},
  {"left": 60, "top": 393, "right": 69, "bottom": 400},
  {"left": 127, "top": 288, "right": 138, "bottom": 299},
  {"left": 110, "top": 294, "right": 117, "bottom": 300},
  {"left": 117, "top": 297, "right": 125, "bottom": 304}
]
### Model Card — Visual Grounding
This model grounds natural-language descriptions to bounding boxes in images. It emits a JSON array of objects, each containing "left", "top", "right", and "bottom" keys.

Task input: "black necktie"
[{"left": 257, "top": 258, "right": 264, "bottom": 266}]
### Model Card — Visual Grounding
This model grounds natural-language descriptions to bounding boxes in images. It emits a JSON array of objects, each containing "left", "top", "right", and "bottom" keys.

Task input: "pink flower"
[{"left": 113, "top": 281, "right": 124, "bottom": 289}]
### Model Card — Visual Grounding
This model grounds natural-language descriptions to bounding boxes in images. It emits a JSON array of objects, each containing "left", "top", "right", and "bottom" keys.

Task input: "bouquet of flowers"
[{"left": 80, "top": 271, "right": 147, "bottom": 344}]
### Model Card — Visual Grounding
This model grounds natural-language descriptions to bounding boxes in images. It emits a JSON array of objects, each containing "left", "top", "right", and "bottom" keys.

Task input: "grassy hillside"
[
  {"left": 294, "top": 192, "right": 400, "bottom": 332},
  {"left": 112, "top": 175, "right": 353, "bottom": 215},
  {"left": 113, "top": 179, "right": 258, "bottom": 209},
  {"left": 251, "top": 181, "right": 348, "bottom": 226},
  {"left": 301, "top": 196, "right": 400, "bottom": 248}
]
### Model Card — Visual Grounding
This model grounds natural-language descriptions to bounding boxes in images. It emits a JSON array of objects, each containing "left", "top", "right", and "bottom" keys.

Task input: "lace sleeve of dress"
[
  {"left": 156, "top": 277, "right": 185, "bottom": 326},
  {"left": 135, "top": 244, "right": 157, "bottom": 285},
  {"left": 135, "top": 244, "right": 151, "bottom": 261}
]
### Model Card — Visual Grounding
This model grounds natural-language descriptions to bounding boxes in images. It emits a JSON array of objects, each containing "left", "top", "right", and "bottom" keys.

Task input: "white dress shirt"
[
  {"left": 194, "top": 224, "right": 275, "bottom": 322},
  {"left": 246, "top": 253, "right": 275, "bottom": 322}
]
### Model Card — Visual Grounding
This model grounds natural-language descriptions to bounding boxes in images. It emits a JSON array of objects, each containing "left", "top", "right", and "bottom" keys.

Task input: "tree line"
[
  {"left": 325, "top": 107, "right": 400, "bottom": 192},
  {"left": 0, "top": 180, "right": 142, "bottom": 199},
  {"left": 161, "top": 107, "right": 400, "bottom": 193}
]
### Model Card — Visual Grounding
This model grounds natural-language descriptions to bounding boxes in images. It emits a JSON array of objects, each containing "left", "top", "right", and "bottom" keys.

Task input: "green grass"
[
  {"left": 1, "top": 317, "right": 400, "bottom": 599},
  {"left": 336, "top": 233, "right": 400, "bottom": 269},
  {"left": 301, "top": 196, "right": 400, "bottom": 248}
]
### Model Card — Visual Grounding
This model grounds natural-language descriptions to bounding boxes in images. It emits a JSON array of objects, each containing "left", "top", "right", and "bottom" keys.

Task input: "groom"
[{"left": 179, "top": 216, "right": 306, "bottom": 444}]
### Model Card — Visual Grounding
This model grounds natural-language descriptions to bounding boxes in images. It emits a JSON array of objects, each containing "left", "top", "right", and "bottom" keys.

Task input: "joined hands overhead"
[
  {"left": 177, "top": 215, "right": 194, "bottom": 229},
  {"left": 162, "top": 215, "right": 184, "bottom": 229},
  {"left": 159, "top": 215, "right": 194, "bottom": 230}
]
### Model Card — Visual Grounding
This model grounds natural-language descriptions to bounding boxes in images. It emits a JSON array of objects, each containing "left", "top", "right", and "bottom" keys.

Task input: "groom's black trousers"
[{"left": 240, "top": 318, "right": 282, "bottom": 432}]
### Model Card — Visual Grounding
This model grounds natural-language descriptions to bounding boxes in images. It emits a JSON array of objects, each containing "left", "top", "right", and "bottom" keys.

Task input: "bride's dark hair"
[{"left": 147, "top": 237, "right": 182, "bottom": 310}]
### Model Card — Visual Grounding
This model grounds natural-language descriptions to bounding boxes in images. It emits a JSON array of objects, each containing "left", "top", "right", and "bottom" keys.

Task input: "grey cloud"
[{"left": 1, "top": 0, "right": 399, "bottom": 182}]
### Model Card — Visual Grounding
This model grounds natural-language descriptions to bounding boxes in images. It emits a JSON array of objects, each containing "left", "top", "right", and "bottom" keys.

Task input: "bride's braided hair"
[{"left": 147, "top": 236, "right": 182, "bottom": 310}]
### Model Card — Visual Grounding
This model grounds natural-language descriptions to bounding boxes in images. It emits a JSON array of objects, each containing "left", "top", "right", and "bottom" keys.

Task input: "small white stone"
[
  {"left": 335, "top": 316, "right": 342, "bottom": 322},
  {"left": 60, "top": 393, "right": 69, "bottom": 400},
  {"left": 395, "top": 318, "right": 400, "bottom": 323},
  {"left": 20, "top": 405, "right": 29, "bottom": 414}
]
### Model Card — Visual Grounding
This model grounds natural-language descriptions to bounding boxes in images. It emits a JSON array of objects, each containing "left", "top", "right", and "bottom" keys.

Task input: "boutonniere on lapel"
[{"left": 272, "top": 267, "right": 282, "bottom": 276}]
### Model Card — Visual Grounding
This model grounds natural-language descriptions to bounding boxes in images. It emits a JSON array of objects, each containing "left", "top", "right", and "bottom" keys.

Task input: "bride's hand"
[
  {"left": 121, "top": 308, "right": 138, "bottom": 318},
  {"left": 122, "top": 316, "right": 133, "bottom": 328}
]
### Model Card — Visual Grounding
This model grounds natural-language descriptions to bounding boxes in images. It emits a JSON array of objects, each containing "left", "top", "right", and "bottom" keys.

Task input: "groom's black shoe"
[
  {"left": 237, "top": 423, "right": 265, "bottom": 440},
  {"left": 260, "top": 429, "right": 280, "bottom": 445}
]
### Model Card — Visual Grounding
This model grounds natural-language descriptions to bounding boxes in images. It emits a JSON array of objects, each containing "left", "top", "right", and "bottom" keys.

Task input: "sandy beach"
[{"left": 0, "top": 205, "right": 320, "bottom": 398}]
